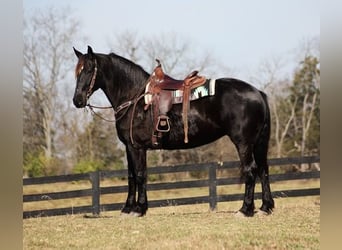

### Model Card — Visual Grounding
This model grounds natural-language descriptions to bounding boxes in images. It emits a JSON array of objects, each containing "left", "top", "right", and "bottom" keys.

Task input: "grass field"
[{"left": 23, "top": 179, "right": 320, "bottom": 250}]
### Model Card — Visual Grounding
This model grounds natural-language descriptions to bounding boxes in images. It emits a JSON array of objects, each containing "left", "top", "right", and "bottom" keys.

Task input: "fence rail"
[{"left": 23, "top": 156, "right": 320, "bottom": 218}]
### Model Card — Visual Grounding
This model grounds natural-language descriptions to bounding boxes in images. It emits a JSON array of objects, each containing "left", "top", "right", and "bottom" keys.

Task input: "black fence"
[{"left": 23, "top": 156, "right": 320, "bottom": 218}]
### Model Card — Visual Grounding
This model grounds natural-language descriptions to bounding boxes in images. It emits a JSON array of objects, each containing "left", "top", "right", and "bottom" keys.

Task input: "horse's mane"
[{"left": 108, "top": 52, "right": 150, "bottom": 83}]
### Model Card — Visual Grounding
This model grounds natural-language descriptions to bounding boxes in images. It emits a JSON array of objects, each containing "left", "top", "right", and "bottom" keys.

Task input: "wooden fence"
[{"left": 23, "top": 156, "right": 320, "bottom": 218}]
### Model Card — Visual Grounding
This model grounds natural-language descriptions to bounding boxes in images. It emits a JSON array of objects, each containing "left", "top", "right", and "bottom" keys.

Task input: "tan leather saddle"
[{"left": 144, "top": 60, "right": 206, "bottom": 145}]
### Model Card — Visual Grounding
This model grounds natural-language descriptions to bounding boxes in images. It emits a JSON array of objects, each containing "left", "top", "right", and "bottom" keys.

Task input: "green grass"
[{"left": 23, "top": 196, "right": 320, "bottom": 250}]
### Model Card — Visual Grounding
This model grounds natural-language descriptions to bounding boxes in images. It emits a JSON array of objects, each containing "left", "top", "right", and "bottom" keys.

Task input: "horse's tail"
[{"left": 253, "top": 91, "right": 271, "bottom": 168}]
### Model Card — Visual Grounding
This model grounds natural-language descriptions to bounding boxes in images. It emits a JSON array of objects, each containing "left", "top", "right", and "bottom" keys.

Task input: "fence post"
[
  {"left": 90, "top": 171, "right": 100, "bottom": 216},
  {"left": 208, "top": 164, "right": 217, "bottom": 211}
]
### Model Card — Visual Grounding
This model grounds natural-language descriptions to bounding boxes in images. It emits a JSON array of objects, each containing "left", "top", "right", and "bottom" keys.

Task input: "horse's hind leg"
[
  {"left": 236, "top": 143, "right": 258, "bottom": 216},
  {"left": 254, "top": 143, "right": 274, "bottom": 214},
  {"left": 253, "top": 113, "right": 274, "bottom": 214}
]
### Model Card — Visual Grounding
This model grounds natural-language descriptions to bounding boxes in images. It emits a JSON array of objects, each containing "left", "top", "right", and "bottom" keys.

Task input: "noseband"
[{"left": 86, "top": 59, "right": 98, "bottom": 99}]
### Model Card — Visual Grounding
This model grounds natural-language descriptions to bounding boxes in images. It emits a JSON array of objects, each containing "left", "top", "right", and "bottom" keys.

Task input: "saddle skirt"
[{"left": 144, "top": 78, "right": 216, "bottom": 105}]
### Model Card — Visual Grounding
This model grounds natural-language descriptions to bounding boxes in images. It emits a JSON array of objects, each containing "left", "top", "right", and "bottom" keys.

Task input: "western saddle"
[{"left": 144, "top": 60, "right": 206, "bottom": 145}]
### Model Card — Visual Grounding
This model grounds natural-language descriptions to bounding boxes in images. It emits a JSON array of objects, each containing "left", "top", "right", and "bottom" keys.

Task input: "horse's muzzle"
[{"left": 73, "top": 94, "right": 87, "bottom": 108}]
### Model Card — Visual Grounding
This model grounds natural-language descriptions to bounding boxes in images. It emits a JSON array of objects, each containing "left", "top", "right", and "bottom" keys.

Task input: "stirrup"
[{"left": 156, "top": 115, "right": 170, "bottom": 132}]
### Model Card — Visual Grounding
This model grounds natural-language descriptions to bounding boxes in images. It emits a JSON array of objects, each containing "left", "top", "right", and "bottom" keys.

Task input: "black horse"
[{"left": 72, "top": 46, "right": 274, "bottom": 217}]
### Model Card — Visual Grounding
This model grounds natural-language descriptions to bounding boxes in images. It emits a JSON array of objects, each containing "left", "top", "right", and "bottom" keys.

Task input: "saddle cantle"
[{"left": 144, "top": 59, "right": 206, "bottom": 145}]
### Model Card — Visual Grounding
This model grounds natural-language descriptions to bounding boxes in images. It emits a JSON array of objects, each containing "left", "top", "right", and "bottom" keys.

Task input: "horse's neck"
[{"left": 100, "top": 54, "right": 149, "bottom": 108}]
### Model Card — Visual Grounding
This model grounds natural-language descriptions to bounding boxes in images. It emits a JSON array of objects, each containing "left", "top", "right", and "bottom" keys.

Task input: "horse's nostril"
[{"left": 73, "top": 96, "right": 85, "bottom": 108}]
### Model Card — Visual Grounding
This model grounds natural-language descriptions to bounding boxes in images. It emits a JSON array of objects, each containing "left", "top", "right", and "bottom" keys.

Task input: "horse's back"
[{"left": 161, "top": 78, "right": 268, "bottom": 149}]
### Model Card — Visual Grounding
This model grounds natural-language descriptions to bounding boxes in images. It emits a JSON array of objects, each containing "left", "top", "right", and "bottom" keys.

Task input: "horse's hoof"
[
  {"left": 120, "top": 212, "right": 132, "bottom": 217},
  {"left": 130, "top": 211, "right": 143, "bottom": 217},
  {"left": 258, "top": 207, "right": 273, "bottom": 216},
  {"left": 234, "top": 211, "right": 248, "bottom": 218},
  {"left": 255, "top": 209, "right": 270, "bottom": 216}
]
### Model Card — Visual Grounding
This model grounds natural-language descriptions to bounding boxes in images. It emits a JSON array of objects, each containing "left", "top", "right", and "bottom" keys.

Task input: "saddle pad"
[
  {"left": 172, "top": 78, "right": 216, "bottom": 104},
  {"left": 144, "top": 79, "right": 216, "bottom": 105}
]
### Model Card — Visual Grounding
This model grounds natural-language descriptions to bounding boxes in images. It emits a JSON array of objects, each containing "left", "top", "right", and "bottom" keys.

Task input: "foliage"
[
  {"left": 286, "top": 55, "right": 320, "bottom": 156},
  {"left": 74, "top": 114, "right": 125, "bottom": 173},
  {"left": 23, "top": 89, "right": 45, "bottom": 158},
  {"left": 72, "top": 159, "right": 105, "bottom": 174},
  {"left": 23, "top": 152, "right": 59, "bottom": 177},
  {"left": 23, "top": 7, "right": 83, "bottom": 175},
  {"left": 267, "top": 54, "right": 320, "bottom": 159}
]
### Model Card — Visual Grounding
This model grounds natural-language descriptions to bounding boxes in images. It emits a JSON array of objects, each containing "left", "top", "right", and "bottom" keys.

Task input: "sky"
[{"left": 24, "top": 0, "right": 320, "bottom": 81}]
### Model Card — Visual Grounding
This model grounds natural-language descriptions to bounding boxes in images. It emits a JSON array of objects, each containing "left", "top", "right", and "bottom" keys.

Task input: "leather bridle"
[
  {"left": 83, "top": 57, "right": 149, "bottom": 146},
  {"left": 86, "top": 58, "right": 98, "bottom": 99}
]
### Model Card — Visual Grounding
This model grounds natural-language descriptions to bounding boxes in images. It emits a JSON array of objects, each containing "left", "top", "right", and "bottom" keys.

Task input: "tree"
[
  {"left": 73, "top": 113, "right": 125, "bottom": 173},
  {"left": 108, "top": 31, "right": 230, "bottom": 77},
  {"left": 262, "top": 78, "right": 297, "bottom": 158},
  {"left": 108, "top": 30, "right": 142, "bottom": 63},
  {"left": 23, "top": 7, "right": 82, "bottom": 176},
  {"left": 255, "top": 57, "right": 296, "bottom": 157},
  {"left": 289, "top": 56, "right": 320, "bottom": 158},
  {"left": 253, "top": 39, "right": 320, "bottom": 160}
]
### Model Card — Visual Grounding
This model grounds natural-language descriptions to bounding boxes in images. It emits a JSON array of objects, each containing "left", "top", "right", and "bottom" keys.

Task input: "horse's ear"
[
  {"left": 155, "top": 59, "right": 161, "bottom": 67},
  {"left": 73, "top": 47, "right": 83, "bottom": 58},
  {"left": 87, "top": 46, "right": 94, "bottom": 56}
]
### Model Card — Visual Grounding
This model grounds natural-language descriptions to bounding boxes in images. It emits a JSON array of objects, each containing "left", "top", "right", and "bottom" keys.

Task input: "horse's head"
[{"left": 72, "top": 46, "right": 99, "bottom": 108}]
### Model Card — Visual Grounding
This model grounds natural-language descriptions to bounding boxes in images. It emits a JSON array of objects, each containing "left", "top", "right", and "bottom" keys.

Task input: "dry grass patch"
[{"left": 23, "top": 196, "right": 319, "bottom": 250}]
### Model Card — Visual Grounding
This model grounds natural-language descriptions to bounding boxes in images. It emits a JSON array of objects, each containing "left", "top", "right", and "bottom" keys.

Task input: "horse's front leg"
[
  {"left": 124, "top": 145, "right": 148, "bottom": 217},
  {"left": 121, "top": 166, "right": 136, "bottom": 214}
]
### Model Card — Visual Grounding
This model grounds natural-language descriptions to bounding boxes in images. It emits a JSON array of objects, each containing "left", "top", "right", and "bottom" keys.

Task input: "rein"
[
  {"left": 86, "top": 100, "right": 134, "bottom": 123},
  {"left": 86, "top": 104, "right": 116, "bottom": 122},
  {"left": 87, "top": 92, "right": 148, "bottom": 146}
]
